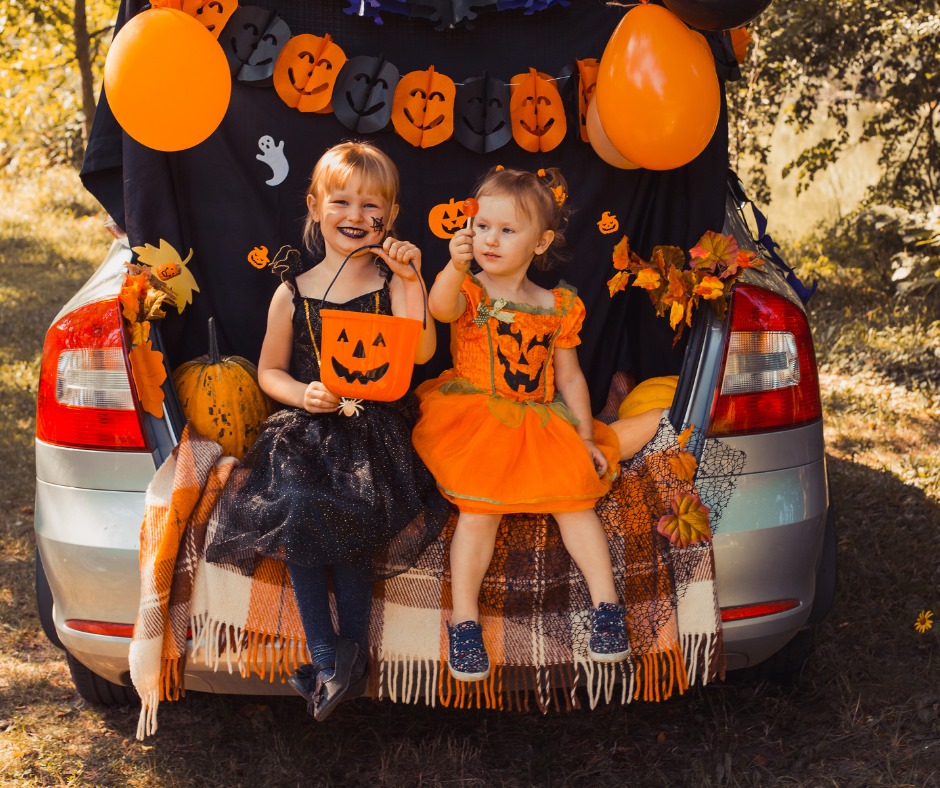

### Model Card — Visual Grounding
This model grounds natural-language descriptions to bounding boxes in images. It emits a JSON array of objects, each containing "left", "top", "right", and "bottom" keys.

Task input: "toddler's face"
[
  {"left": 471, "top": 194, "right": 552, "bottom": 278},
  {"left": 309, "top": 174, "right": 398, "bottom": 259}
]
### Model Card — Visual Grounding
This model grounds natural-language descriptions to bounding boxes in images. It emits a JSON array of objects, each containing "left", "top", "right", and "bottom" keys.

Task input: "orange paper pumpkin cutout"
[
  {"left": 509, "top": 68, "right": 566, "bottom": 153},
  {"left": 194, "top": 0, "right": 237, "bottom": 37},
  {"left": 247, "top": 245, "right": 270, "bottom": 268},
  {"left": 319, "top": 311, "right": 422, "bottom": 402},
  {"left": 273, "top": 33, "right": 346, "bottom": 113},
  {"left": 392, "top": 66, "right": 456, "bottom": 148},
  {"left": 428, "top": 198, "right": 467, "bottom": 239},
  {"left": 576, "top": 58, "right": 600, "bottom": 143}
]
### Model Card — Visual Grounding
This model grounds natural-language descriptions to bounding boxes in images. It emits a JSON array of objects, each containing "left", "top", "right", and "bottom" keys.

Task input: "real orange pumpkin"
[
  {"left": 172, "top": 317, "right": 272, "bottom": 459},
  {"left": 617, "top": 375, "right": 679, "bottom": 419},
  {"left": 273, "top": 33, "right": 346, "bottom": 113}
]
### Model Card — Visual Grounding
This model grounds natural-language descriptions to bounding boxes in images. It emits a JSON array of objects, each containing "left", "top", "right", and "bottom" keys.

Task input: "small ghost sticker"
[
  {"left": 257, "top": 136, "right": 288, "bottom": 186},
  {"left": 453, "top": 74, "right": 512, "bottom": 154}
]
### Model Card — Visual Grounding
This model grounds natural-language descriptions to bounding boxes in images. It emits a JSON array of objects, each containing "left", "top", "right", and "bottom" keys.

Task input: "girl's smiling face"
[
  {"left": 472, "top": 193, "right": 554, "bottom": 278},
  {"left": 308, "top": 173, "right": 399, "bottom": 260}
]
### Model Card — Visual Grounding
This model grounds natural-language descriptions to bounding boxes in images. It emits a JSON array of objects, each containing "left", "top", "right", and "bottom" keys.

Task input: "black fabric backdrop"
[{"left": 80, "top": 0, "right": 736, "bottom": 412}]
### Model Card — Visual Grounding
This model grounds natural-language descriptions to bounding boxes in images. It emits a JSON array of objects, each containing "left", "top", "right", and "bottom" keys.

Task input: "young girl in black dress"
[{"left": 206, "top": 141, "right": 450, "bottom": 720}]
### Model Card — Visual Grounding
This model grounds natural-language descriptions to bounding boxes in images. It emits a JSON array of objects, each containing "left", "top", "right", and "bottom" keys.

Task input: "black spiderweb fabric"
[{"left": 414, "top": 416, "right": 746, "bottom": 662}]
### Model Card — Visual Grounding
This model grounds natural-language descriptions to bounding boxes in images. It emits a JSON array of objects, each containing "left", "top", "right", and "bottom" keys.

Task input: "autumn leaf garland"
[{"left": 607, "top": 230, "right": 764, "bottom": 345}]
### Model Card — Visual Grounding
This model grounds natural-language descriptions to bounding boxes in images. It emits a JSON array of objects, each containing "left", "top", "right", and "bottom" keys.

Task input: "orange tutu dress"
[{"left": 413, "top": 275, "right": 620, "bottom": 514}]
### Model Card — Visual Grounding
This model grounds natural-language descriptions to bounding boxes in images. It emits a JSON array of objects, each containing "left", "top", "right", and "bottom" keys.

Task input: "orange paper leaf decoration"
[
  {"left": 677, "top": 424, "right": 694, "bottom": 449},
  {"left": 690, "top": 230, "right": 739, "bottom": 272},
  {"left": 611, "top": 236, "right": 632, "bottom": 271},
  {"left": 129, "top": 341, "right": 167, "bottom": 418},
  {"left": 693, "top": 274, "right": 724, "bottom": 300},
  {"left": 657, "top": 492, "right": 711, "bottom": 549},
  {"left": 633, "top": 267, "right": 662, "bottom": 291},
  {"left": 668, "top": 451, "right": 699, "bottom": 483}
]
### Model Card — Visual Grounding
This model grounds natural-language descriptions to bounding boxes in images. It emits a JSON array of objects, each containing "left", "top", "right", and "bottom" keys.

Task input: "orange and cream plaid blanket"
[{"left": 132, "top": 418, "right": 742, "bottom": 737}]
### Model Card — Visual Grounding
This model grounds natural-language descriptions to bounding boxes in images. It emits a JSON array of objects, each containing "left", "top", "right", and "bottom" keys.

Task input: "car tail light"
[
  {"left": 708, "top": 285, "right": 821, "bottom": 437},
  {"left": 36, "top": 298, "right": 149, "bottom": 450},
  {"left": 720, "top": 599, "right": 800, "bottom": 622}
]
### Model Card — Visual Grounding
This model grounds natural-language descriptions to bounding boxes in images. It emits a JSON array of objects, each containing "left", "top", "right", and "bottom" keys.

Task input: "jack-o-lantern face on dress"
[
  {"left": 509, "top": 68, "right": 567, "bottom": 153},
  {"left": 576, "top": 58, "right": 600, "bottom": 143},
  {"left": 495, "top": 321, "right": 553, "bottom": 395},
  {"left": 427, "top": 198, "right": 467, "bottom": 240},
  {"left": 273, "top": 33, "right": 347, "bottom": 113},
  {"left": 238, "top": 17, "right": 290, "bottom": 86},
  {"left": 194, "top": 0, "right": 237, "bottom": 37},
  {"left": 454, "top": 74, "right": 512, "bottom": 154},
  {"left": 392, "top": 66, "right": 455, "bottom": 148},
  {"left": 332, "top": 55, "right": 399, "bottom": 133}
]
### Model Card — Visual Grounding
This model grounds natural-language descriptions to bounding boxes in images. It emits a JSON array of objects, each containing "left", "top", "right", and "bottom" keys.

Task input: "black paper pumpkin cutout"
[
  {"left": 219, "top": 6, "right": 274, "bottom": 76},
  {"left": 453, "top": 74, "right": 512, "bottom": 154},
  {"left": 239, "top": 17, "right": 291, "bottom": 86},
  {"left": 332, "top": 55, "right": 400, "bottom": 133}
]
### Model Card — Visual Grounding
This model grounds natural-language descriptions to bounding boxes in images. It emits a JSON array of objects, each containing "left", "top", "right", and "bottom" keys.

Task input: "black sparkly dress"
[{"left": 205, "top": 278, "right": 452, "bottom": 578}]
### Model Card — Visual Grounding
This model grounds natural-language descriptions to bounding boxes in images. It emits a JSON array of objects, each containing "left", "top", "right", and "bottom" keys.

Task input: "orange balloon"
[
  {"left": 595, "top": 4, "right": 720, "bottom": 170},
  {"left": 104, "top": 8, "right": 231, "bottom": 152},
  {"left": 585, "top": 98, "right": 640, "bottom": 170}
]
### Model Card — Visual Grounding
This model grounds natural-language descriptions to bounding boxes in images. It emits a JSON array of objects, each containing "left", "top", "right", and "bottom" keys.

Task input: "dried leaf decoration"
[
  {"left": 131, "top": 239, "right": 200, "bottom": 314},
  {"left": 676, "top": 424, "right": 694, "bottom": 449},
  {"left": 668, "top": 451, "right": 698, "bottom": 483},
  {"left": 129, "top": 341, "right": 167, "bottom": 418},
  {"left": 657, "top": 492, "right": 711, "bottom": 549},
  {"left": 607, "top": 229, "right": 764, "bottom": 345}
]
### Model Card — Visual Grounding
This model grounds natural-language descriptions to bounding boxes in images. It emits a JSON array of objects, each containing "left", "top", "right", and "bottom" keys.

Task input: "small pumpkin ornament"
[{"left": 172, "top": 317, "right": 272, "bottom": 459}]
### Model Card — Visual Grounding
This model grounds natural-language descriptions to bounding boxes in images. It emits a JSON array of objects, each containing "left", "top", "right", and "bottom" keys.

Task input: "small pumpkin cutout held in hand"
[
  {"left": 172, "top": 318, "right": 272, "bottom": 459},
  {"left": 427, "top": 198, "right": 468, "bottom": 240}
]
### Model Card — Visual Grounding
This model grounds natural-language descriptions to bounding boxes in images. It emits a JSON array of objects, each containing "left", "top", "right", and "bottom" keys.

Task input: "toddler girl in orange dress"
[{"left": 412, "top": 167, "right": 629, "bottom": 682}]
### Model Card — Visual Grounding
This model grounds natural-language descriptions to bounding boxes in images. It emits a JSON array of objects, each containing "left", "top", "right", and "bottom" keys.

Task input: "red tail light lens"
[
  {"left": 36, "top": 298, "right": 149, "bottom": 450},
  {"left": 708, "top": 285, "right": 821, "bottom": 437}
]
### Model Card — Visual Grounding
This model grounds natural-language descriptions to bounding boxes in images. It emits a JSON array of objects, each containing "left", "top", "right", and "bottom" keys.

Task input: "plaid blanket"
[{"left": 133, "top": 418, "right": 741, "bottom": 736}]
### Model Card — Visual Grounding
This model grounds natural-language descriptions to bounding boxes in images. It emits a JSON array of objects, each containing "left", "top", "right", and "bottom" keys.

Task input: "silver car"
[{"left": 34, "top": 175, "right": 834, "bottom": 705}]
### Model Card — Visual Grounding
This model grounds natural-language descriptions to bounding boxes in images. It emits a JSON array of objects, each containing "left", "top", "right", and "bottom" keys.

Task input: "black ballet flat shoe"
[
  {"left": 312, "top": 638, "right": 360, "bottom": 722},
  {"left": 286, "top": 663, "right": 319, "bottom": 703}
]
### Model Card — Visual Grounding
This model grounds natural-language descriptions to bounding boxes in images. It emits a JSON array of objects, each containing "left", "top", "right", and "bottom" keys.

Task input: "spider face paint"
[{"left": 371, "top": 216, "right": 385, "bottom": 233}]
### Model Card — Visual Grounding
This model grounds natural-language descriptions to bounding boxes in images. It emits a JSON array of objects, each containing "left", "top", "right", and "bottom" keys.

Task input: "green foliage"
[
  {"left": 0, "top": 0, "right": 118, "bottom": 171},
  {"left": 730, "top": 1, "right": 940, "bottom": 212}
]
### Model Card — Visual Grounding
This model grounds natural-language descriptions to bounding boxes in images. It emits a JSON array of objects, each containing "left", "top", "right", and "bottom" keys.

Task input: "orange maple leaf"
[
  {"left": 669, "top": 300, "right": 685, "bottom": 330},
  {"left": 693, "top": 274, "right": 725, "bottom": 300},
  {"left": 657, "top": 493, "right": 712, "bottom": 549},
  {"left": 607, "top": 270, "right": 631, "bottom": 297},
  {"left": 720, "top": 249, "right": 765, "bottom": 279},
  {"left": 129, "top": 341, "right": 166, "bottom": 418},
  {"left": 119, "top": 273, "right": 149, "bottom": 323},
  {"left": 668, "top": 451, "right": 699, "bottom": 483},
  {"left": 650, "top": 245, "right": 685, "bottom": 276},
  {"left": 690, "top": 231, "right": 739, "bottom": 272},
  {"left": 612, "top": 236, "right": 632, "bottom": 270},
  {"left": 677, "top": 424, "right": 695, "bottom": 449},
  {"left": 633, "top": 267, "right": 662, "bottom": 291},
  {"left": 129, "top": 321, "right": 151, "bottom": 347}
]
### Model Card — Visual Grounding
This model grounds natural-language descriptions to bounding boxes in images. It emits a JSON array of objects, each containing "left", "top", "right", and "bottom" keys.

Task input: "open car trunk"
[{"left": 80, "top": 0, "right": 739, "bottom": 411}]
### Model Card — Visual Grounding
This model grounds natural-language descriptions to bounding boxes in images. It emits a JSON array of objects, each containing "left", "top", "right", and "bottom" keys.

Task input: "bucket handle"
[{"left": 319, "top": 244, "right": 428, "bottom": 329}]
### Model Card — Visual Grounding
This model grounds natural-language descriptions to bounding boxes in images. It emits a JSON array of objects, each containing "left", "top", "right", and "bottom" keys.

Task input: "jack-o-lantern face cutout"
[
  {"left": 194, "top": 0, "right": 237, "bottom": 38},
  {"left": 247, "top": 245, "right": 270, "bottom": 268},
  {"left": 509, "top": 68, "right": 567, "bottom": 153},
  {"left": 238, "top": 17, "right": 291, "bottom": 86},
  {"left": 332, "top": 55, "right": 399, "bottom": 133},
  {"left": 155, "top": 261, "right": 182, "bottom": 281},
  {"left": 495, "top": 321, "right": 552, "bottom": 395},
  {"left": 219, "top": 6, "right": 272, "bottom": 75},
  {"left": 392, "top": 66, "right": 455, "bottom": 148},
  {"left": 454, "top": 74, "right": 512, "bottom": 154},
  {"left": 576, "top": 58, "right": 600, "bottom": 143},
  {"left": 273, "top": 33, "right": 347, "bottom": 113},
  {"left": 319, "top": 311, "right": 422, "bottom": 402},
  {"left": 428, "top": 198, "right": 467, "bottom": 240}
]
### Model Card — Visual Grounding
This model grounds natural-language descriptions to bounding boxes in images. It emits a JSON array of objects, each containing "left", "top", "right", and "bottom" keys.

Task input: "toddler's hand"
[
  {"left": 379, "top": 238, "right": 421, "bottom": 281},
  {"left": 303, "top": 381, "right": 340, "bottom": 414},
  {"left": 584, "top": 439, "right": 608, "bottom": 476},
  {"left": 448, "top": 228, "right": 474, "bottom": 272}
]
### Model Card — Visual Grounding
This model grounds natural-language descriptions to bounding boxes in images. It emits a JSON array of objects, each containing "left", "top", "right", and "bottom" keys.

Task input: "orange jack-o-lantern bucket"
[{"left": 318, "top": 244, "right": 426, "bottom": 402}]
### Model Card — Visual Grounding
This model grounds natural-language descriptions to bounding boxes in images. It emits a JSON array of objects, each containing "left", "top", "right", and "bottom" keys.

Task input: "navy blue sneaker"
[
  {"left": 589, "top": 602, "right": 629, "bottom": 662},
  {"left": 447, "top": 620, "right": 490, "bottom": 681}
]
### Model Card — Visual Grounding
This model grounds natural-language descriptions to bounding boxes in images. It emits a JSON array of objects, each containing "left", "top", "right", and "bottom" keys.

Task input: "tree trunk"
[{"left": 73, "top": 0, "right": 96, "bottom": 146}]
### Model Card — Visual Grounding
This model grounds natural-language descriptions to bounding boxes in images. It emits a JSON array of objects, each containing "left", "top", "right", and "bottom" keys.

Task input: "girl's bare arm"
[
  {"left": 428, "top": 227, "right": 472, "bottom": 323},
  {"left": 554, "top": 346, "right": 608, "bottom": 475}
]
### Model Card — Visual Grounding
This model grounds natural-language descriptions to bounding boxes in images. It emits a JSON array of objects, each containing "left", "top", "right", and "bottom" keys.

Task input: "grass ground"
[{"left": 0, "top": 170, "right": 937, "bottom": 787}]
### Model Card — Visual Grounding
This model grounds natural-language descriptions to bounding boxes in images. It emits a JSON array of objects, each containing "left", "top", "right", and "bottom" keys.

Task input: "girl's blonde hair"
[
  {"left": 474, "top": 166, "right": 571, "bottom": 271},
  {"left": 303, "top": 141, "right": 401, "bottom": 254}
]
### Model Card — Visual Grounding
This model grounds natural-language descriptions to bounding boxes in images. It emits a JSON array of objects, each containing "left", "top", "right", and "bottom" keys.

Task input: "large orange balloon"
[
  {"left": 585, "top": 98, "right": 639, "bottom": 170},
  {"left": 595, "top": 4, "right": 719, "bottom": 171},
  {"left": 104, "top": 8, "right": 231, "bottom": 151}
]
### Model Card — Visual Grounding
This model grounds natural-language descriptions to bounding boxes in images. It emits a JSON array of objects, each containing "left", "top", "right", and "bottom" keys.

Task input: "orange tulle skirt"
[{"left": 413, "top": 373, "right": 620, "bottom": 515}]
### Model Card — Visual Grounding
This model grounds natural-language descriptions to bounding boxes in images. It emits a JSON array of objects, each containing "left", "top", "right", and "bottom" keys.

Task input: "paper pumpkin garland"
[
  {"left": 333, "top": 55, "right": 400, "bottom": 133},
  {"left": 453, "top": 74, "right": 512, "bottom": 153},
  {"left": 273, "top": 33, "right": 347, "bottom": 113},
  {"left": 392, "top": 67, "right": 456, "bottom": 148},
  {"left": 509, "top": 68, "right": 567, "bottom": 153},
  {"left": 220, "top": 6, "right": 275, "bottom": 75},
  {"left": 238, "top": 16, "right": 291, "bottom": 85},
  {"left": 194, "top": 0, "right": 238, "bottom": 37}
]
